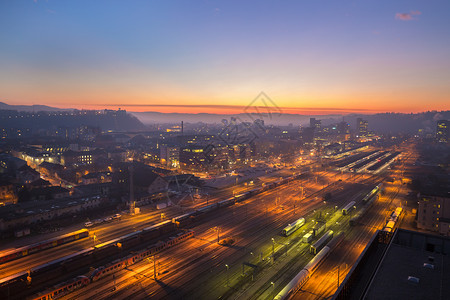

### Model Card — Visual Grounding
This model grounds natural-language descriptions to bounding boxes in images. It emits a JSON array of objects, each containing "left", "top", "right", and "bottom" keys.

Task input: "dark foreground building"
[{"left": 334, "top": 229, "right": 450, "bottom": 300}]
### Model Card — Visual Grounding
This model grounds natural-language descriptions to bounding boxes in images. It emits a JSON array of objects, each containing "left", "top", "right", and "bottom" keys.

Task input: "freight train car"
[{"left": 0, "top": 229, "right": 89, "bottom": 265}]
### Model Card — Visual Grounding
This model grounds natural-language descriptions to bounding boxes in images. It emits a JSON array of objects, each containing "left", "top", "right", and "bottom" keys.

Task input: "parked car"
[
  {"left": 112, "top": 214, "right": 121, "bottom": 220},
  {"left": 84, "top": 221, "right": 93, "bottom": 228}
]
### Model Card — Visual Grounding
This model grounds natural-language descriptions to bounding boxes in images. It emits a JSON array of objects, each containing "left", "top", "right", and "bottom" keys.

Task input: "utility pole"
[
  {"left": 217, "top": 227, "right": 220, "bottom": 243},
  {"left": 153, "top": 255, "right": 157, "bottom": 280},
  {"left": 129, "top": 164, "right": 135, "bottom": 215},
  {"left": 337, "top": 265, "right": 340, "bottom": 289}
]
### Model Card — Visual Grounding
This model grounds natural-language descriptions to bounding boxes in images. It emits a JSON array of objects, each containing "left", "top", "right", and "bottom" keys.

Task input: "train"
[
  {"left": 302, "top": 232, "right": 313, "bottom": 243},
  {"left": 350, "top": 184, "right": 383, "bottom": 226},
  {"left": 0, "top": 229, "right": 89, "bottom": 265},
  {"left": 382, "top": 207, "right": 403, "bottom": 232},
  {"left": 172, "top": 173, "right": 305, "bottom": 228},
  {"left": 310, "top": 230, "right": 333, "bottom": 255},
  {"left": 341, "top": 201, "right": 356, "bottom": 215},
  {"left": 274, "top": 232, "right": 345, "bottom": 300},
  {"left": 282, "top": 217, "right": 306, "bottom": 236},
  {"left": 30, "top": 230, "right": 194, "bottom": 300},
  {"left": 389, "top": 207, "right": 403, "bottom": 222},
  {"left": 312, "top": 221, "right": 326, "bottom": 237},
  {"left": 362, "top": 183, "right": 383, "bottom": 204},
  {"left": 1, "top": 172, "right": 307, "bottom": 299},
  {"left": 0, "top": 220, "right": 176, "bottom": 300}
]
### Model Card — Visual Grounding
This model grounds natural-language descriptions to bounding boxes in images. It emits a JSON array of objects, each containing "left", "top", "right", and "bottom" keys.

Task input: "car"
[
  {"left": 84, "top": 221, "right": 93, "bottom": 227},
  {"left": 112, "top": 214, "right": 121, "bottom": 220},
  {"left": 219, "top": 237, "right": 235, "bottom": 246},
  {"left": 104, "top": 217, "right": 113, "bottom": 222}
]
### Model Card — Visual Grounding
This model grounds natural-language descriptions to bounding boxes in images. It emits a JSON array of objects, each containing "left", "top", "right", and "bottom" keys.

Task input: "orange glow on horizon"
[{"left": 45, "top": 102, "right": 436, "bottom": 115}]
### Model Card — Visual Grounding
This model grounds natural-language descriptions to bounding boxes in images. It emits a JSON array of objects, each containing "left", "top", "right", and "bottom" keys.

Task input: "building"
[
  {"left": 112, "top": 162, "right": 168, "bottom": 196},
  {"left": 310, "top": 118, "right": 321, "bottom": 130},
  {"left": 417, "top": 194, "right": 450, "bottom": 235},
  {"left": 0, "top": 195, "right": 105, "bottom": 233},
  {"left": 73, "top": 182, "right": 112, "bottom": 197},
  {"left": 0, "top": 154, "right": 26, "bottom": 175},
  {"left": 107, "top": 148, "right": 127, "bottom": 162},
  {"left": 60, "top": 149, "right": 105, "bottom": 166},
  {"left": 29, "top": 186, "right": 70, "bottom": 201},
  {"left": 356, "top": 118, "right": 368, "bottom": 136},
  {"left": 179, "top": 145, "right": 208, "bottom": 170},
  {"left": 356, "top": 118, "right": 368, "bottom": 137},
  {"left": 16, "top": 165, "right": 40, "bottom": 185},
  {"left": 334, "top": 229, "right": 450, "bottom": 300},
  {"left": 39, "top": 161, "right": 65, "bottom": 178},
  {"left": 228, "top": 144, "right": 251, "bottom": 163},
  {"left": 0, "top": 181, "right": 18, "bottom": 206},
  {"left": 80, "top": 172, "right": 112, "bottom": 185},
  {"left": 436, "top": 120, "right": 449, "bottom": 143},
  {"left": 160, "top": 145, "right": 180, "bottom": 167}
]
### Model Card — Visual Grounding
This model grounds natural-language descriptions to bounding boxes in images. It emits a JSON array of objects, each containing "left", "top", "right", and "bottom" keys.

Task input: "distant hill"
[
  {"left": 0, "top": 101, "right": 73, "bottom": 112},
  {"left": 0, "top": 104, "right": 147, "bottom": 132}
]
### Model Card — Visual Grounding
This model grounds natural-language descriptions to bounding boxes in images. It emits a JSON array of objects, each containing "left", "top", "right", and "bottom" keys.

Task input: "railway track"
[{"left": 51, "top": 170, "right": 379, "bottom": 300}]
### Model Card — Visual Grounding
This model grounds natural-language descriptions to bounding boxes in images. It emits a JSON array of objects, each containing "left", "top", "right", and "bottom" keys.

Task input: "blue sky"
[{"left": 1, "top": 0, "right": 449, "bottom": 114}]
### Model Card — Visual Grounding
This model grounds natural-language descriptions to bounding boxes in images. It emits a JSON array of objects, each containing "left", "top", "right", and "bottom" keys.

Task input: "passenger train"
[
  {"left": 274, "top": 233, "right": 345, "bottom": 300},
  {"left": 31, "top": 230, "right": 194, "bottom": 300}
]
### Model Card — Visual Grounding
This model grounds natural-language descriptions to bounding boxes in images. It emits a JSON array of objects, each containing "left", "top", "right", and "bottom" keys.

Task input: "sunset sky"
[{"left": 1, "top": 1, "right": 449, "bottom": 115}]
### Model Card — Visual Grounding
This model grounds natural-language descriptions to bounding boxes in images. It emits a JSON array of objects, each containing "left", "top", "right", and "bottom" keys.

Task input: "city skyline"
[{"left": 1, "top": 1, "right": 450, "bottom": 114}]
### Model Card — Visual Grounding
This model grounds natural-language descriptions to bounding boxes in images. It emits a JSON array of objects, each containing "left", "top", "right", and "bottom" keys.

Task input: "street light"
[
  {"left": 271, "top": 238, "right": 275, "bottom": 260},
  {"left": 92, "top": 233, "right": 97, "bottom": 247},
  {"left": 225, "top": 264, "right": 229, "bottom": 287},
  {"left": 147, "top": 256, "right": 157, "bottom": 280}
]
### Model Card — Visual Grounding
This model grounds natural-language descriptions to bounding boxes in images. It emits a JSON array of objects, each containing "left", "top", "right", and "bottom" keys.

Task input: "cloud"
[{"left": 395, "top": 10, "right": 421, "bottom": 21}]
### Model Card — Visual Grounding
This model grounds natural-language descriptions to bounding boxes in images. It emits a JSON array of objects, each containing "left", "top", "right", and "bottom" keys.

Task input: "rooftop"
[{"left": 364, "top": 229, "right": 450, "bottom": 299}]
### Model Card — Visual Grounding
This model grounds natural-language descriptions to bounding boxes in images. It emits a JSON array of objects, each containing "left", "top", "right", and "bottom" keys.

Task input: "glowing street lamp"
[{"left": 225, "top": 264, "right": 230, "bottom": 287}]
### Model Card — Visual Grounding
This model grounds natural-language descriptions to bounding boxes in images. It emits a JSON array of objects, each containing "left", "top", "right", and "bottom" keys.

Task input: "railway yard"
[{"left": 0, "top": 142, "right": 418, "bottom": 300}]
